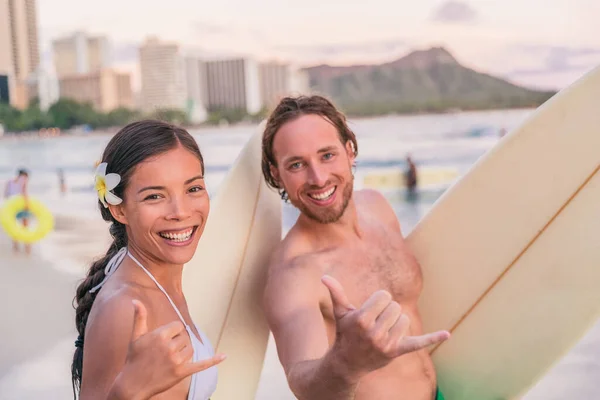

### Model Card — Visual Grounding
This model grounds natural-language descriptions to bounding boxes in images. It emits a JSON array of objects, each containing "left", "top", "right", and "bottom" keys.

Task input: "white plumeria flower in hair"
[{"left": 95, "top": 162, "right": 122, "bottom": 208}]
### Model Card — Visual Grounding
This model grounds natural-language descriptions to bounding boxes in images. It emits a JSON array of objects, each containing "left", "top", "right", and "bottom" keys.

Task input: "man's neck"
[{"left": 296, "top": 199, "right": 364, "bottom": 245}]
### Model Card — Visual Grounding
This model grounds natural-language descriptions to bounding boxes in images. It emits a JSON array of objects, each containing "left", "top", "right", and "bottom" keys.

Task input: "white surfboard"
[
  {"left": 182, "top": 123, "right": 282, "bottom": 400},
  {"left": 407, "top": 65, "right": 600, "bottom": 399}
]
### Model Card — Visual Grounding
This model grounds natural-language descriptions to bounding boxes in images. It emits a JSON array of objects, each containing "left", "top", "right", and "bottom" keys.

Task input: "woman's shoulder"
[{"left": 86, "top": 283, "right": 146, "bottom": 341}]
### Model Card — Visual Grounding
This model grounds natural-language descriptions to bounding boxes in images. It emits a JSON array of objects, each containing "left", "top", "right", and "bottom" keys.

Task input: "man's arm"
[{"left": 263, "top": 261, "right": 361, "bottom": 400}]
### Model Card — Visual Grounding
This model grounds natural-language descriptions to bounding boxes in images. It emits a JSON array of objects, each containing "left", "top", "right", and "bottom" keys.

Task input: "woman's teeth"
[
  {"left": 159, "top": 228, "right": 193, "bottom": 242},
  {"left": 309, "top": 187, "right": 336, "bottom": 200}
]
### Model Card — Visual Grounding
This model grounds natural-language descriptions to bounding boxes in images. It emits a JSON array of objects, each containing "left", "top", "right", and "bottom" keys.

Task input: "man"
[
  {"left": 405, "top": 154, "right": 418, "bottom": 192},
  {"left": 4, "top": 168, "right": 31, "bottom": 254},
  {"left": 261, "top": 95, "right": 450, "bottom": 400},
  {"left": 405, "top": 153, "right": 418, "bottom": 202}
]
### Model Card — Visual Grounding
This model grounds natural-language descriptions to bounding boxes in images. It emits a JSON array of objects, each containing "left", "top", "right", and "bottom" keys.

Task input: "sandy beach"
[
  {"left": 1, "top": 201, "right": 600, "bottom": 399},
  {"left": 0, "top": 205, "right": 297, "bottom": 400}
]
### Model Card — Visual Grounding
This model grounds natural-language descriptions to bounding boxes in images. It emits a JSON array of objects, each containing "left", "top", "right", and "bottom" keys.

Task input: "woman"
[
  {"left": 3, "top": 168, "right": 31, "bottom": 254},
  {"left": 71, "top": 120, "right": 225, "bottom": 399}
]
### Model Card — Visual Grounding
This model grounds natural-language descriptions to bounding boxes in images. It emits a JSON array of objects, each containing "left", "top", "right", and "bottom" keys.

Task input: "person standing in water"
[
  {"left": 3, "top": 168, "right": 31, "bottom": 255},
  {"left": 405, "top": 154, "right": 418, "bottom": 193},
  {"left": 404, "top": 154, "right": 419, "bottom": 202},
  {"left": 71, "top": 120, "right": 225, "bottom": 400}
]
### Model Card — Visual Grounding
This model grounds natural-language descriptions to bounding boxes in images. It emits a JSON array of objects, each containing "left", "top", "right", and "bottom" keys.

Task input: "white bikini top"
[{"left": 90, "top": 248, "right": 218, "bottom": 400}]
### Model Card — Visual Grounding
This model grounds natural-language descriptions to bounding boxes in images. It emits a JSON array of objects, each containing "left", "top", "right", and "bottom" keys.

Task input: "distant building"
[
  {"left": 139, "top": 37, "right": 187, "bottom": 113},
  {"left": 182, "top": 56, "right": 311, "bottom": 118},
  {"left": 7, "top": 0, "right": 39, "bottom": 81},
  {"left": 259, "top": 61, "right": 309, "bottom": 109},
  {"left": 0, "top": 0, "right": 40, "bottom": 108},
  {"left": 25, "top": 66, "right": 59, "bottom": 111},
  {"left": 52, "top": 32, "right": 110, "bottom": 77},
  {"left": 184, "top": 56, "right": 208, "bottom": 123},
  {"left": 0, "top": 74, "right": 9, "bottom": 103},
  {"left": 59, "top": 69, "right": 133, "bottom": 112},
  {"left": 204, "top": 58, "right": 262, "bottom": 115}
]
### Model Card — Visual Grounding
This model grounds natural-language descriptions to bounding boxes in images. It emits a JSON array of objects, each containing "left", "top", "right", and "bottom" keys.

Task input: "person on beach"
[
  {"left": 58, "top": 168, "right": 67, "bottom": 195},
  {"left": 3, "top": 168, "right": 31, "bottom": 255},
  {"left": 71, "top": 120, "right": 225, "bottom": 400},
  {"left": 260, "top": 95, "right": 450, "bottom": 400},
  {"left": 405, "top": 154, "right": 418, "bottom": 192}
]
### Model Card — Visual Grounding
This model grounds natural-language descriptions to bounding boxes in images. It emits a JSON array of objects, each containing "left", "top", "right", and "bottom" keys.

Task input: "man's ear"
[
  {"left": 108, "top": 203, "right": 128, "bottom": 225},
  {"left": 270, "top": 163, "right": 281, "bottom": 186},
  {"left": 345, "top": 141, "right": 356, "bottom": 162}
]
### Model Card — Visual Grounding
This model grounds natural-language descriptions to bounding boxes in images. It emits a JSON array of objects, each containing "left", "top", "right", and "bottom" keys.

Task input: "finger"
[
  {"left": 321, "top": 275, "right": 356, "bottom": 319},
  {"left": 131, "top": 300, "right": 148, "bottom": 341},
  {"left": 359, "top": 290, "right": 394, "bottom": 326},
  {"left": 169, "top": 333, "right": 190, "bottom": 354},
  {"left": 396, "top": 331, "right": 451, "bottom": 356},
  {"left": 181, "top": 354, "right": 227, "bottom": 377},
  {"left": 387, "top": 313, "right": 411, "bottom": 342},
  {"left": 374, "top": 301, "right": 402, "bottom": 334},
  {"left": 156, "top": 320, "right": 187, "bottom": 340},
  {"left": 174, "top": 343, "right": 194, "bottom": 365}
]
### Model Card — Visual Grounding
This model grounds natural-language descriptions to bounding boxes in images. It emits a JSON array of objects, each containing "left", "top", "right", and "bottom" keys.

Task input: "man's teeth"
[
  {"left": 159, "top": 229, "right": 193, "bottom": 242},
  {"left": 309, "top": 187, "right": 335, "bottom": 200}
]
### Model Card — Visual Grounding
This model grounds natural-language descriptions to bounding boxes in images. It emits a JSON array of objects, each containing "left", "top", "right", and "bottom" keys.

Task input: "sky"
[{"left": 37, "top": 0, "right": 600, "bottom": 91}]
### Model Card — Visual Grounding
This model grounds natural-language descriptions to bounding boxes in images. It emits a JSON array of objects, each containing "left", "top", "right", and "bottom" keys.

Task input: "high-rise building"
[
  {"left": 58, "top": 69, "right": 133, "bottom": 112},
  {"left": 52, "top": 32, "right": 110, "bottom": 77},
  {"left": 139, "top": 37, "right": 187, "bottom": 113},
  {"left": 259, "top": 61, "right": 310, "bottom": 109},
  {"left": 25, "top": 67, "right": 59, "bottom": 111},
  {"left": 204, "top": 58, "right": 262, "bottom": 114},
  {"left": 8, "top": 0, "right": 39, "bottom": 81},
  {"left": 0, "top": 1, "right": 14, "bottom": 104},
  {"left": 184, "top": 56, "right": 208, "bottom": 123},
  {"left": 0, "top": 74, "right": 10, "bottom": 104},
  {"left": 0, "top": 0, "right": 40, "bottom": 108}
]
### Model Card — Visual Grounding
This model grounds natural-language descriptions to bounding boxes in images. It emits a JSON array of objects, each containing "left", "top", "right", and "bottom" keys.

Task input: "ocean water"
[{"left": 0, "top": 108, "right": 534, "bottom": 235}]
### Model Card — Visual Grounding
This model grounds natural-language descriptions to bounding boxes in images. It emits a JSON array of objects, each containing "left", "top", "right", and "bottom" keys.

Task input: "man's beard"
[{"left": 291, "top": 178, "right": 354, "bottom": 224}]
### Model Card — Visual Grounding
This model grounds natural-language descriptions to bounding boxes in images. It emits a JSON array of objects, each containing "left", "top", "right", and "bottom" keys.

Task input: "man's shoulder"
[
  {"left": 354, "top": 188, "right": 389, "bottom": 205},
  {"left": 265, "top": 226, "right": 331, "bottom": 295},
  {"left": 269, "top": 230, "right": 321, "bottom": 275},
  {"left": 355, "top": 189, "right": 399, "bottom": 228}
]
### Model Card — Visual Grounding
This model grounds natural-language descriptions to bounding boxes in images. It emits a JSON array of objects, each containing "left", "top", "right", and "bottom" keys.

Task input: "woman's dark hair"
[
  {"left": 261, "top": 95, "right": 358, "bottom": 201},
  {"left": 71, "top": 120, "right": 203, "bottom": 398}
]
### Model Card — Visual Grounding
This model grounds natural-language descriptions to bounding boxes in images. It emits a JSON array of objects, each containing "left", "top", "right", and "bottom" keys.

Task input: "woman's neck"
[{"left": 127, "top": 247, "right": 184, "bottom": 294}]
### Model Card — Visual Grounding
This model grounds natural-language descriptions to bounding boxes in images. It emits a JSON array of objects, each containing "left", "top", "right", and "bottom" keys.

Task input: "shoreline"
[{"left": 0, "top": 107, "right": 536, "bottom": 140}]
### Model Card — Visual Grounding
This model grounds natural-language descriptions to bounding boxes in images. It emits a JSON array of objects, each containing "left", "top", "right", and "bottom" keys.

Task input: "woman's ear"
[{"left": 108, "top": 203, "right": 128, "bottom": 225}]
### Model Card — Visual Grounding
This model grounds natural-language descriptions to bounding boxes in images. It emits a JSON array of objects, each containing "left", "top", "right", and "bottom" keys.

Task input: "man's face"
[{"left": 271, "top": 114, "right": 355, "bottom": 224}]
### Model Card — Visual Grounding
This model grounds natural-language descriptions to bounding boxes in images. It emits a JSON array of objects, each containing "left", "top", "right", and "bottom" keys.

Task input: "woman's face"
[{"left": 113, "top": 144, "right": 209, "bottom": 266}]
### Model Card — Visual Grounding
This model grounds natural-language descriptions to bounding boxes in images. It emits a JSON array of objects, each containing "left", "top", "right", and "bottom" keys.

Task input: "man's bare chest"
[{"left": 324, "top": 227, "right": 423, "bottom": 306}]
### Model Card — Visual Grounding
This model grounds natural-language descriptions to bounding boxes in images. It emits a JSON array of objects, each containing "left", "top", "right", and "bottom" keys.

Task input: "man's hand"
[{"left": 322, "top": 275, "right": 450, "bottom": 378}]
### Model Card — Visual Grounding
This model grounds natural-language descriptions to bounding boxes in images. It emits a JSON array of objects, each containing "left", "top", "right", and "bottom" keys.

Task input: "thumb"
[
  {"left": 131, "top": 300, "right": 148, "bottom": 341},
  {"left": 321, "top": 275, "right": 356, "bottom": 319}
]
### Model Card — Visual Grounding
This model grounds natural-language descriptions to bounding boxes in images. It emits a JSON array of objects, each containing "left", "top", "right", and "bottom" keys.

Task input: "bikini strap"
[{"left": 127, "top": 251, "right": 187, "bottom": 326}]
